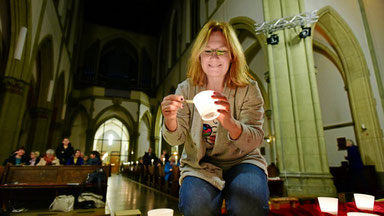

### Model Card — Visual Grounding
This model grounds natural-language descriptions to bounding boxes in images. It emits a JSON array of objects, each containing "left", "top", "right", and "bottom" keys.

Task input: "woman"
[
  {"left": 28, "top": 151, "right": 40, "bottom": 166},
  {"left": 88, "top": 151, "right": 102, "bottom": 165},
  {"left": 2, "top": 147, "right": 28, "bottom": 165},
  {"left": 37, "top": 149, "right": 60, "bottom": 165},
  {"left": 161, "top": 21, "right": 269, "bottom": 215},
  {"left": 66, "top": 149, "right": 84, "bottom": 165}
]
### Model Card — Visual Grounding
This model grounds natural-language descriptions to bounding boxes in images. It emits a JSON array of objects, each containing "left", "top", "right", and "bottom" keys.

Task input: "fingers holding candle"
[
  {"left": 211, "top": 92, "right": 231, "bottom": 118},
  {"left": 161, "top": 95, "right": 185, "bottom": 132},
  {"left": 211, "top": 92, "right": 241, "bottom": 139},
  {"left": 161, "top": 95, "right": 184, "bottom": 118}
]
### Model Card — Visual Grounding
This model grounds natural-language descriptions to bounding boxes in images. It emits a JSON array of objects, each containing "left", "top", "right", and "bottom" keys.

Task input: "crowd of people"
[
  {"left": 138, "top": 147, "right": 180, "bottom": 181},
  {"left": 2, "top": 137, "right": 102, "bottom": 166}
]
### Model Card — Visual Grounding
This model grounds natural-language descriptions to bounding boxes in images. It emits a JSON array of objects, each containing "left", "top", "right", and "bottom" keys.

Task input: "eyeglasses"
[{"left": 202, "top": 49, "right": 229, "bottom": 57}]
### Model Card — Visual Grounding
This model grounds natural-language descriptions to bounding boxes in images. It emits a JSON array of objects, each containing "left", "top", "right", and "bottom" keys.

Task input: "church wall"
[
  {"left": 137, "top": 120, "right": 150, "bottom": 160},
  {"left": 314, "top": 51, "right": 356, "bottom": 167},
  {"left": 70, "top": 108, "right": 88, "bottom": 152},
  {"left": 0, "top": 0, "right": 80, "bottom": 160},
  {"left": 122, "top": 101, "right": 139, "bottom": 123},
  {"left": 305, "top": 0, "right": 384, "bottom": 135},
  {"left": 363, "top": 0, "right": 384, "bottom": 98}
]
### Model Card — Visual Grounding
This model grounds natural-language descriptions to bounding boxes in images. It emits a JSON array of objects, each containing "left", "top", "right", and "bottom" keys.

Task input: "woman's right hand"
[{"left": 161, "top": 95, "right": 184, "bottom": 131}]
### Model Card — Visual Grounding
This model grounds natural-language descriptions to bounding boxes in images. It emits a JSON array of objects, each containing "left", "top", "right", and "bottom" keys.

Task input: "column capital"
[{"left": 1, "top": 76, "right": 28, "bottom": 95}]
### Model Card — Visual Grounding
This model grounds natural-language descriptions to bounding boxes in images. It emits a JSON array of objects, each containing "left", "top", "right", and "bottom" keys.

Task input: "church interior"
[{"left": 0, "top": 0, "right": 384, "bottom": 215}]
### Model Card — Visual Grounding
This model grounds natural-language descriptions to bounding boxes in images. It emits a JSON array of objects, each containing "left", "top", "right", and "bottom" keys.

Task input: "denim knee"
[
  {"left": 179, "top": 176, "right": 222, "bottom": 216},
  {"left": 224, "top": 164, "right": 269, "bottom": 216}
]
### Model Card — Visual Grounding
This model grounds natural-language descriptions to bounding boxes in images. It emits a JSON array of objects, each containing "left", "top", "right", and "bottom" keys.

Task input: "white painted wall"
[
  {"left": 314, "top": 51, "right": 355, "bottom": 166},
  {"left": 137, "top": 120, "right": 150, "bottom": 159},
  {"left": 93, "top": 99, "right": 113, "bottom": 119},
  {"left": 70, "top": 110, "right": 88, "bottom": 152},
  {"left": 305, "top": 0, "right": 384, "bottom": 135},
  {"left": 364, "top": 0, "right": 384, "bottom": 96}
]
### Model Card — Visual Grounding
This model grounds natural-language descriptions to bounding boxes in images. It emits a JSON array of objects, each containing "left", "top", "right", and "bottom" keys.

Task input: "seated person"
[
  {"left": 3, "top": 147, "right": 28, "bottom": 165},
  {"left": 164, "top": 156, "right": 179, "bottom": 181},
  {"left": 83, "top": 155, "right": 89, "bottom": 164},
  {"left": 37, "top": 149, "right": 60, "bottom": 165},
  {"left": 27, "top": 151, "right": 40, "bottom": 166},
  {"left": 66, "top": 149, "right": 84, "bottom": 165},
  {"left": 160, "top": 150, "right": 170, "bottom": 164},
  {"left": 88, "top": 151, "right": 102, "bottom": 165}
]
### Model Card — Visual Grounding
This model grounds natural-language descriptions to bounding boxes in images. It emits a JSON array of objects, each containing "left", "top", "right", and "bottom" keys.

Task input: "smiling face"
[
  {"left": 200, "top": 31, "right": 231, "bottom": 81},
  {"left": 75, "top": 150, "right": 81, "bottom": 158}
]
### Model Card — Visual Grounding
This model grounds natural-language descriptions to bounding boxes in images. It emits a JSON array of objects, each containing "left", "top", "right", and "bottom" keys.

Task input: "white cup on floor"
[
  {"left": 354, "top": 193, "right": 375, "bottom": 211},
  {"left": 317, "top": 197, "right": 338, "bottom": 215},
  {"left": 347, "top": 213, "right": 379, "bottom": 216},
  {"left": 148, "top": 208, "right": 174, "bottom": 216}
]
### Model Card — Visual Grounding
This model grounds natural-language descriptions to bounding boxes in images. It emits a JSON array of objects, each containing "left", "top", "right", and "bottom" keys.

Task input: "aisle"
[{"left": 106, "top": 174, "right": 182, "bottom": 216}]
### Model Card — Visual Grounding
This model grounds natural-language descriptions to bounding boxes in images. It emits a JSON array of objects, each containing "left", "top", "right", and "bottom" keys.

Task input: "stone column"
[
  {"left": 128, "top": 131, "right": 139, "bottom": 162},
  {"left": 85, "top": 128, "right": 95, "bottom": 154},
  {"left": 263, "top": 0, "right": 336, "bottom": 197},
  {"left": 28, "top": 107, "right": 52, "bottom": 152},
  {"left": 0, "top": 77, "right": 29, "bottom": 161}
]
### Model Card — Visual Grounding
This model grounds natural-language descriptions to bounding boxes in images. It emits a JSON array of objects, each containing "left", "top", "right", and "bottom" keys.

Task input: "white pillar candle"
[
  {"left": 318, "top": 197, "right": 338, "bottom": 215},
  {"left": 354, "top": 193, "right": 375, "bottom": 211},
  {"left": 193, "top": 90, "right": 225, "bottom": 121},
  {"left": 347, "top": 213, "right": 379, "bottom": 216},
  {"left": 148, "top": 208, "right": 174, "bottom": 216}
]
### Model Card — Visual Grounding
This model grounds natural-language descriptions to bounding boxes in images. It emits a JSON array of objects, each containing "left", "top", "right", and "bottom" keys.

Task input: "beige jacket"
[
  {"left": 37, "top": 157, "right": 60, "bottom": 166},
  {"left": 162, "top": 79, "right": 267, "bottom": 190}
]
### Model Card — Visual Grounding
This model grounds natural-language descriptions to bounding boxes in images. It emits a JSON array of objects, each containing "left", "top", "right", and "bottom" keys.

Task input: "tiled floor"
[{"left": 106, "top": 174, "right": 182, "bottom": 216}]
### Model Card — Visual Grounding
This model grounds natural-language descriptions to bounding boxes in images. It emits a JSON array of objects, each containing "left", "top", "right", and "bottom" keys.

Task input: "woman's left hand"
[{"left": 212, "top": 92, "right": 242, "bottom": 139}]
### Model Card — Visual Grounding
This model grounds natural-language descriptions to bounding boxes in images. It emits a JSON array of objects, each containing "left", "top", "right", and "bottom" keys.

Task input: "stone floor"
[
  {"left": 12, "top": 174, "right": 182, "bottom": 216},
  {"left": 106, "top": 174, "right": 182, "bottom": 216}
]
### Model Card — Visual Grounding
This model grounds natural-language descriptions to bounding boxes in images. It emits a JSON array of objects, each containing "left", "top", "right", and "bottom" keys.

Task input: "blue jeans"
[{"left": 179, "top": 163, "right": 269, "bottom": 216}]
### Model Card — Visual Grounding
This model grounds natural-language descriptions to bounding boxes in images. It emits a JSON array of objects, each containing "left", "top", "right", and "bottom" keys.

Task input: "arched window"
[{"left": 93, "top": 118, "right": 129, "bottom": 165}]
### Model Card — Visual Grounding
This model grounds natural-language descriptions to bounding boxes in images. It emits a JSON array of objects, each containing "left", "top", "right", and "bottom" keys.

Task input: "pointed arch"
[
  {"left": 229, "top": 16, "right": 270, "bottom": 110},
  {"left": 315, "top": 6, "right": 384, "bottom": 171},
  {"left": 94, "top": 105, "right": 135, "bottom": 134},
  {"left": 137, "top": 110, "right": 152, "bottom": 158}
]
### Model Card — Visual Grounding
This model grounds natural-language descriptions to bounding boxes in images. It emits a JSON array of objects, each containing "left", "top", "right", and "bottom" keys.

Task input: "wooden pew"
[
  {"left": 0, "top": 165, "right": 110, "bottom": 210},
  {"left": 170, "top": 165, "right": 180, "bottom": 197},
  {"left": 0, "top": 166, "right": 5, "bottom": 184},
  {"left": 156, "top": 165, "right": 165, "bottom": 191}
]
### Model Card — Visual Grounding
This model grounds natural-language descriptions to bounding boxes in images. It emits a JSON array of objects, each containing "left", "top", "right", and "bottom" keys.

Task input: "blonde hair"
[{"left": 187, "top": 21, "right": 253, "bottom": 88}]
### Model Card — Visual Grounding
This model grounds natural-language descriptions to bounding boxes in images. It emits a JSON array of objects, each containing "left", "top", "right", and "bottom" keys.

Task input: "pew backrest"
[{"left": 1, "top": 165, "right": 110, "bottom": 186}]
